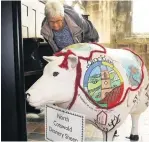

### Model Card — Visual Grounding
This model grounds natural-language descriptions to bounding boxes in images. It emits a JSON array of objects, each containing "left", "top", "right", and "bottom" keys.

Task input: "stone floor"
[{"left": 27, "top": 107, "right": 149, "bottom": 141}]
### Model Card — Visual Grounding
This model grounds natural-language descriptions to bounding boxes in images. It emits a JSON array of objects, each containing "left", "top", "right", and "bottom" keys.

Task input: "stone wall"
[
  {"left": 86, "top": 1, "right": 111, "bottom": 43},
  {"left": 85, "top": 1, "right": 149, "bottom": 72},
  {"left": 110, "top": 1, "right": 132, "bottom": 47}
]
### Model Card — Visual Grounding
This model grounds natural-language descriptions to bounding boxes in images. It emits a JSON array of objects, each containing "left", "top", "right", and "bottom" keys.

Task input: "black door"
[{"left": 1, "top": 1, "right": 27, "bottom": 141}]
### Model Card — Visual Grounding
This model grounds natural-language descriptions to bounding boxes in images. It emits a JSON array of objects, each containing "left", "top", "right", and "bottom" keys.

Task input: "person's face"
[{"left": 48, "top": 16, "right": 64, "bottom": 31}]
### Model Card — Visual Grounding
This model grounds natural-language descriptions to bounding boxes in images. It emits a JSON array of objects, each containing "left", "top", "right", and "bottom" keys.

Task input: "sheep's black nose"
[{"left": 26, "top": 93, "right": 31, "bottom": 98}]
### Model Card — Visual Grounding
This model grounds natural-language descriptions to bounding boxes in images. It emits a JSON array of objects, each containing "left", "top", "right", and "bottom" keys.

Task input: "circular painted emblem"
[{"left": 83, "top": 60, "right": 124, "bottom": 108}]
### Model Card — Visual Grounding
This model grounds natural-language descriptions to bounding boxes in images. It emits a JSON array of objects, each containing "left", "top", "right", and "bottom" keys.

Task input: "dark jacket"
[{"left": 41, "top": 5, "right": 99, "bottom": 53}]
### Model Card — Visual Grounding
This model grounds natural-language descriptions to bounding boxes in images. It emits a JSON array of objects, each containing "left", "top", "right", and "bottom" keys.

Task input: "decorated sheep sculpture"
[{"left": 26, "top": 43, "right": 149, "bottom": 141}]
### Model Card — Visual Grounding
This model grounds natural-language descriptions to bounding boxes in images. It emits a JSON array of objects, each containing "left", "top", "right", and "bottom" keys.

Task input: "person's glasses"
[{"left": 49, "top": 20, "right": 63, "bottom": 25}]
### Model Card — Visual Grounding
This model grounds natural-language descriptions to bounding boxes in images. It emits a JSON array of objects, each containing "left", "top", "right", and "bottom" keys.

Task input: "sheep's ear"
[
  {"left": 68, "top": 55, "right": 78, "bottom": 68},
  {"left": 43, "top": 56, "right": 57, "bottom": 62}
]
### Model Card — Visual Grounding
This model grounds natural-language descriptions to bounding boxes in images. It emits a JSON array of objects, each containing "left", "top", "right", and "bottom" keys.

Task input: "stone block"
[{"left": 93, "top": 4, "right": 99, "bottom": 11}]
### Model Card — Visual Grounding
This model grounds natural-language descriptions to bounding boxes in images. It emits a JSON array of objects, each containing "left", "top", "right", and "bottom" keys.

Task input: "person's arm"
[
  {"left": 81, "top": 18, "right": 99, "bottom": 42},
  {"left": 64, "top": 5, "right": 99, "bottom": 42}
]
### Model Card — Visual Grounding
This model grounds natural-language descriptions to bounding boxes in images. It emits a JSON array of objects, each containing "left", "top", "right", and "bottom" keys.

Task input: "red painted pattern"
[{"left": 55, "top": 43, "right": 144, "bottom": 109}]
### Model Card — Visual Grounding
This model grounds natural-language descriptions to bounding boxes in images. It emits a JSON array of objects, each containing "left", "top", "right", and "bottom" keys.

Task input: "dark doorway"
[{"left": 1, "top": 1, "right": 27, "bottom": 141}]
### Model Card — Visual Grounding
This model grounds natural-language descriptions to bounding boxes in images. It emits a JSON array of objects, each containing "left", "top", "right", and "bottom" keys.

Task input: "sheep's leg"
[{"left": 129, "top": 113, "right": 140, "bottom": 141}]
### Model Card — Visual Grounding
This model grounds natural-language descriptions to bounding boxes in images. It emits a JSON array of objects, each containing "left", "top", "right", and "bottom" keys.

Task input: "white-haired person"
[{"left": 41, "top": 0, "right": 99, "bottom": 53}]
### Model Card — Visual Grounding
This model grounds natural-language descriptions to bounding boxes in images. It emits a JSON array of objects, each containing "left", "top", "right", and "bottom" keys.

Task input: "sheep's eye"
[{"left": 53, "top": 72, "right": 59, "bottom": 77}]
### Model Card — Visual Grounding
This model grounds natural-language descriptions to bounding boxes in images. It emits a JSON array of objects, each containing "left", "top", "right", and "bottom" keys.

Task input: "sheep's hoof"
[{"left": 129, "top": 134, "right": 139, "bottom": 141}]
